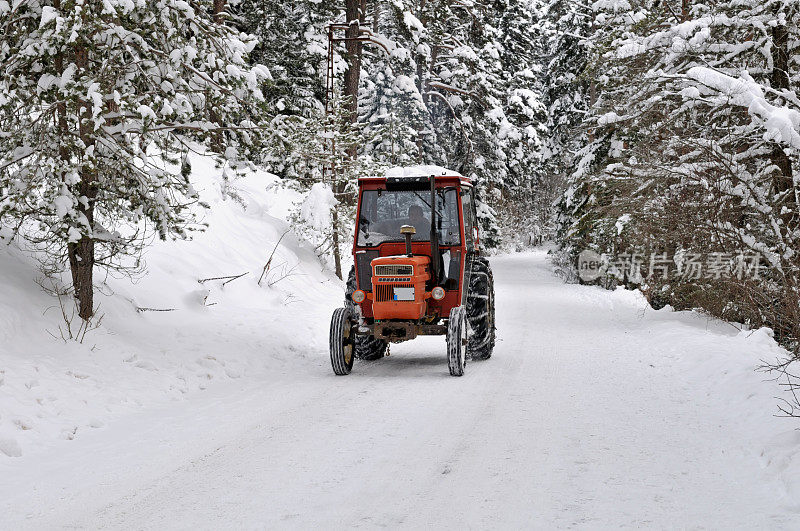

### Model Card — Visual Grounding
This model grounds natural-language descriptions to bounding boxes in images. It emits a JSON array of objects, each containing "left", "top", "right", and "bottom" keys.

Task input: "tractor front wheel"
[
  {"left": 447, "top": 306, "right": 469, "bottom": 376},
  {"left": 345, "top": 266, "right": 387, "bottom": 361},
  {"left": 329, "top": 307, "right": 354, "bottom": 375}
]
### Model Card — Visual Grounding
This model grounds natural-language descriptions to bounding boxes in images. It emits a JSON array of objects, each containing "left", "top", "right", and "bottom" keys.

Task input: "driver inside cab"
[{"left": 408, "top": 205, "right": 430, "bottom": 239}]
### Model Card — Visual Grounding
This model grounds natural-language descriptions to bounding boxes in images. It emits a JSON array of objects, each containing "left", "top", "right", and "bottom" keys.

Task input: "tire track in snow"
[{"left": 5, "top": 250, "right": 800, "bottom": 529}]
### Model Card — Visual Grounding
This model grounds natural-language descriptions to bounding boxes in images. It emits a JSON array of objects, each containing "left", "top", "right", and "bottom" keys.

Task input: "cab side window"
[
  {"left": 461, "top": 189, "right": 475, "bottom": 251},
  {"left": 470, "top": 189, "right": 479, "bottom": 238}
]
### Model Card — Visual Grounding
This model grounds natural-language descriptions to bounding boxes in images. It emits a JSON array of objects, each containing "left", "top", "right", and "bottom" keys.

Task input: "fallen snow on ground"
[
  {"left": 2, "top": 194, "right": 800, "bottom": 527},
  {"left": 0, "top": 153, "right": 340, "bottom": 460}
]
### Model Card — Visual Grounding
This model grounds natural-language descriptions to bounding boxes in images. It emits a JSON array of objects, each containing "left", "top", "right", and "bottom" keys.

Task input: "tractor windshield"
[{"left": 357, "top": 188, "right": 461, "bottom": 247}]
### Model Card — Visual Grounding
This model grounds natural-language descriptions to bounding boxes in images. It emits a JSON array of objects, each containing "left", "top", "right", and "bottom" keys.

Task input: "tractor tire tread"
[
  {"left": 466, "top": 256, "right": 496, "bottom": 360},
  {"left": 329, "top": 307, "right": 354, "bottom": 375},
  {"left": 447, "top": 306, "right": 467, "bottom": 376},
  {"left": 345, "top": 266, "right": 387, "bottom": 361}
]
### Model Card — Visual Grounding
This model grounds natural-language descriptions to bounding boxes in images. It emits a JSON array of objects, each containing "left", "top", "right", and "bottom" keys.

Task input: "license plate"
[{"left": 393, "top": 287, "right": 415, "bottom": 301}]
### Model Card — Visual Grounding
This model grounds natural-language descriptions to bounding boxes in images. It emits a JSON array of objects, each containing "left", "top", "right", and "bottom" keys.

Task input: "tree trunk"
[
  {"left": 69, "top": 44, "right": 97, "bottom": 321},
  {"left": 209, "top": 0, "right": 226, "bottom": 153},
  {"left": 769, "top": 18, "right": 795, "bottom": 232},
  {"left": 331, "top": 208, "right": 343, "bottom": 279},
  {"left": 53, "top": 0, "right": 93, "bottom": 319},
  {"left": 213, "top": 0, "right": 225, "bottom": 24},
  {"left": 343, "top": 0, "right": 363, "bottom": 131},
  {"left": 54, "top": 0, "right": 69, "bottom": 169},
  {"left": 68, "top": 234, "right": 95, "bottom": 321},
  {"left": 331, "top": 0, "right": 366, "bottom": 279}
]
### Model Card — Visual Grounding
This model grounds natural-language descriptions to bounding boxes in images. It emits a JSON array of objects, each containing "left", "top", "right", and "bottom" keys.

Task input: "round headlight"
[
  {"left": 431, "top": 286, "right": 445, "bottom": 300},
  {"left": 352, "top": 289, "right": 366, "bottom": 303}
]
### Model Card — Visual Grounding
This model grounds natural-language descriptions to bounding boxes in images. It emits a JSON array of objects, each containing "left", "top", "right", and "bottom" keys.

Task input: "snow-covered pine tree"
[
  {"left": 542, "top": 0, "right": 594, "bottom": 256},
  {"left": 492, "top": 0, "right": 552, "bottom": 248},
  {"left": 0, "top": 0, "right": 269, "bottom": 319},
  {"left": 233, "top": 0, "right": 335, "bottom": 178},
  {"left": 548, "top": 0, "right": 638, "bottom": 276},
  {"left": 426, "top": 1, "right": 505, "bottom": 247},
  {"left": 565, "top": 0, "right": 800, "bottom": 345},
  {"left": 288, "top": 96, "right": 387, "bottom": 276},
  {"left": 392, "top": 0, "right": 550, "bottom": 249},
  {"left": 359, "top": 3, "right": 429, "bottom": 167},
  {"left": 235, "top": 0, "right": 332, "bottom": 118}
]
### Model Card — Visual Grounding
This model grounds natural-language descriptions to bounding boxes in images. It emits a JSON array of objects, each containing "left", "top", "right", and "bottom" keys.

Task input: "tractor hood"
[
  {"left": 371, "top": 254, "right": 431, "bottom": 274},
  {"left": 370, "top": 254, "right": 431, "bottom": 320}
]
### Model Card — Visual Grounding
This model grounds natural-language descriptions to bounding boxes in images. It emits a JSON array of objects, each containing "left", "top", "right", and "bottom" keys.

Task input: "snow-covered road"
[{"left": 3, "top": 251, "right": 799, "bottom": 528}]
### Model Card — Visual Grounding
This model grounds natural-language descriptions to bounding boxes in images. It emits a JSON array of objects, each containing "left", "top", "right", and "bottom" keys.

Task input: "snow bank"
[
  {"left": 0, "top": 153, "right": 341, "bottom": 459},
  {"left": 299, "top": 182, "right": 337, "bottom": 233},
  {"left": 600, "top": 284, "right": 800, "bottom": 508}
]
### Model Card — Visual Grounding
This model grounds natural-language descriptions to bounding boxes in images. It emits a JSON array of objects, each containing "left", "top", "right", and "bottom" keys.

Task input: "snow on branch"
[{"left": 683, "top": 67, "right": 800, "bottom": 150}]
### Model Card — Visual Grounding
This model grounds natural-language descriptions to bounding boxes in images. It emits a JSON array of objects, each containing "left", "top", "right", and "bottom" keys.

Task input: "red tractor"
[{"left": 329, "top": 167, "right": 496, "bottom": 376}]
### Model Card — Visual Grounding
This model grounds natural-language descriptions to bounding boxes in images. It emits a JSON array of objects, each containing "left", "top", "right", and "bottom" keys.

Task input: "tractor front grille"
[
  {"left": 374, "top": 264, "right": 413, "bottom": 277},
  {"left": 375, "top": 283, "right": 414, "bottom": 302}
]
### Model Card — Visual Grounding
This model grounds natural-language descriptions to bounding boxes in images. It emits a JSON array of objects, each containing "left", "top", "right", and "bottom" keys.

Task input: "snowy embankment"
[
  {"left": 1, "top": 168, "right": 800, "bottom": 526},
  {"left": 0, "top": 155, "right": 341, "bottom": 460}
]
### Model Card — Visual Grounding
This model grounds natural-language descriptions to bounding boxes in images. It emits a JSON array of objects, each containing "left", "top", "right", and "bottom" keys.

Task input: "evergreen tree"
[
  {"left": 0, "top": 0, "right": 269, "bottom": 319},
  {"left": 560, "top": 0, "right": 800, "bottom": 344},
  {"left": 234, "top": 0, "right": 335, "bottom": 178},
  {"left": 359, "top": 3, "right": 428, "bottom": 166},
  {"left": 233, "top": 0, "right": 553, "bottom": 251}
]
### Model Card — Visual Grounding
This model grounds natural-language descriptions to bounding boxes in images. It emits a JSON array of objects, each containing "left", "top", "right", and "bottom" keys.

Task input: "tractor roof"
[
  {"left": 358, "top": 165, "right": 473, "bottom": 186},
  {"left": 384, "top": 165, "right": 464, "bottom": 179}
]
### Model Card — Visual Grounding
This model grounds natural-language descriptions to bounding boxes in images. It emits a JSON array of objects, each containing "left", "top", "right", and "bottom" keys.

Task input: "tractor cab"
[
  {"left": 329, "top": 166, "right": 495, "bottom": 377},
  {"left": 354, "top": 169, "right": 479, "bottom": 322}
]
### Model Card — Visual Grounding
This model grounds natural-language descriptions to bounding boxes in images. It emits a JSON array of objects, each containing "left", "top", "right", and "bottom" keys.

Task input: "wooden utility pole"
[
  {"left": 327, "top": 0, "right": 363, "bottom": 280},
  {"left": 681, "top": 0, "right": 690, "bottom": 21},
  {"left": 323, "top": 3, "right": 392, "bottom": 279}
]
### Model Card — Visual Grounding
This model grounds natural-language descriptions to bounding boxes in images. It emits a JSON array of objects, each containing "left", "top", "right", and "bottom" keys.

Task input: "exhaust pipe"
[{"left": 400, "top": 225, "right": 415, "bottom": 256}]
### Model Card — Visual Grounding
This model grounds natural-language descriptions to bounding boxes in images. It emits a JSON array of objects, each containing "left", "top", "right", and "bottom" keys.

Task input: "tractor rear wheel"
[
  {"left": 447, "top": 306, "right": 468, "bottom": 376},
  {"left": 467, "top": 256, "right": 496, "bottom": 360},
  {"left": 345, "top": 266, "right": 387, "bottom": 361},
  {"left": 329, "top": 307, "right": 354, "bottom": 375},
  {"left": 355, "top": 335, "right": 387, "bottom": 360}
]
